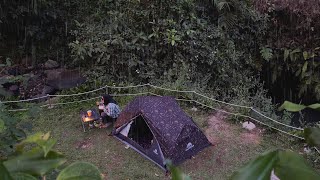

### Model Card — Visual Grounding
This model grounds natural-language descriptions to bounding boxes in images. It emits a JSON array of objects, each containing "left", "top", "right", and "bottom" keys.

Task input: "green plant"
[
  {"left": 278, "top": 101, "right": 320, "bottom": 112},
  {"left": 260, "top": 47, "right": 273, "bottom": 61},
  {"left": 0, "top": 132, "right": 102, "bottom": 180},
  {"left": 231, "top": 148, "right": 320, "bottom": 180},
  {"left": 165, "top": 29, "right": 181, "bottom": 46},
  {"left": 165, "top": 160, "right": 191, "bottom": 180},
  {"left": 231, "top": 127, "right": 320, "bottom": 180},
  {"left": 0, "top": 104, "right": 26, "bottom": 156},
  {"left": 0, "top": 58, "right": 12, "bottom": 74}
]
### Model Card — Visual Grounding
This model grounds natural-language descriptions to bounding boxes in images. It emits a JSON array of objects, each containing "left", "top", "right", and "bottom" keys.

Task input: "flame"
[{"left": 83, "top": 117, "right": 92, "bottom": 122}]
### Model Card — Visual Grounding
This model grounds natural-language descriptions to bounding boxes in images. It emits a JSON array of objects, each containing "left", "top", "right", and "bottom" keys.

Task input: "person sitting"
[{"left": 99, "top": 94, "right": 121, "bottom": 128}]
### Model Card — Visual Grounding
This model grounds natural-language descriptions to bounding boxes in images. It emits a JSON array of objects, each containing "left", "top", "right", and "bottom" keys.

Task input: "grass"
[{"left": 17, "top": 97, "right": 318, "bottom": 180}]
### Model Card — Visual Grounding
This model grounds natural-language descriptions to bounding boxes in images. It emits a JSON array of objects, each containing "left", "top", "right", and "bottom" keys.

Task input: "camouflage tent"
[{"left": 113, "top": 96, "right": 211, "bottom": 170}]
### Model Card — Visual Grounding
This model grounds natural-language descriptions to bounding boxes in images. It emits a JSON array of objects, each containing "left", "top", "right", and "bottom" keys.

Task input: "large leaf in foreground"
[
  {"left": 278, "top": 101, "right": 306, "bottom": 112},
  {"left": 274, "top": 150, "right": 320, "bottom": 180},
  {"left": 165, "top": 160, "right": 191, "bottom": 180},
  {"left": 11, "top": 173, "right": 37, "bottom": 180},
  {"left": 307, "top": 104, "right": 320, "bottom": 111},
  {"left": 17, "top": 132, "right": 56, "bottom": 157},
  {"left": 57, "top": 162, "right": 101, "bottom": 180},
  {"left": 0, "top": 162, "right": 13, "bottom": 180},
  {"left": 304, "top": 127, "right": 320, "bottom": 147},
  {"left": 4, "top": 148, "right": 66, "bottom": 176},
  {"left": 231, "top": 150, "right": 279, "bottom": 180},
  {"left": 278, "top": 101, "right": 320, "bottom": 112}
]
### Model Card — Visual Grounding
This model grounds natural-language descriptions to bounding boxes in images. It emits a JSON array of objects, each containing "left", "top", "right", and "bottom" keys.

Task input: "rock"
[
  {"left": 46, "top": 69, "right": 86, "bottom": 90},
  {"left": 191, "top": 107, "right": 198, "bottom": 111},
  {"left": 303, "top": 147, "right": 311, "bottom": 154},
  {"left": 9, "top": 85, "right": 19, "bottom": 91},
  {"left": 44, "top": 59, "right": 59, "bottom": 69},
  {"left": 9, "top": 84, "right": 19, "bottom": 96},
  {"left": 44, "top": 68, "right": 65, "bottom": 80},
  {"left": 242, "top": 121, "right": 256, "bottom": 131},
  {"left": 42, "top": 85, "right": 56, "bottom": 95},
  {"left": 1, "top": 82, "right": 19, "bottom": 96}
]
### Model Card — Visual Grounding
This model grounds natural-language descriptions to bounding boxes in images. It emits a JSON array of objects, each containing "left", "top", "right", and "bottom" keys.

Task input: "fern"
[{"left": 260, "top": 47, "right": 273, "bottom": 61}]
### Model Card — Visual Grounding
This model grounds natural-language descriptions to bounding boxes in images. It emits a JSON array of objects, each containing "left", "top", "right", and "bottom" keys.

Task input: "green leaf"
[
  {"left": 304, "top": 127, "right": 320, "bottom": 147},
  {"left": 302, "top": 61, "right": 308, "bottom": 74},
  {"left": 291, "top": 48, "right": 301, "bottom": 54},
  {"left": 274, "top": 150, "right": 320, "bottom": 180},
  {"left": 38, "top": 139, "right": 57, "bottom": 157},
  {"left": 0, "top": 119, "right": 5, "bottom": 133},
  {"left": 165, "top": 160, "right": 191, "bottom": 180},
  {"left": 74, "top": 20, "right": 81, "bottom": 27},
  {"left": 295, "top": 69, "right": 301, "bottom": 77},
  {"left": 0, "top": 78, "right": 9, "bottom": 85},
  {"left": 271, "top": 69, "right": 277, "bottom": 83},
  {"left": 307, "top": 104, "right": 320, "bottom": 111},
  {"left": 278, "top": 101, "right": 306, "bottom": 112},
  {"left": 171, "top": 40, "right": 176, "bottom": 46},
  {"left": 21, "top": 132, "right": 43, "bottom": 144},
  {"left": 231, "top": 150, "right": 279, "bottom": 180},
  {"left": 11, "top": 128, "right": 26, "bottom": 141},
  {"left": 0, "top": 162, "right": 13, "bottom": 180},
  {"left": 57, "top": 162, "right": 101, "bottom": 180},
  {"left": 6, "top": 58, "right": 12, "bottom": 67},
  {"left": 11, "top": 173, "right": 37, "bottom": 180},
  {"left": 303, "top": 51, "right": 308, "bottom": 60},
  {"left": 260, "top": 47, "right": 273, "bottom": 61},
  {"left": 148, "top": 33, "right": 155, "bottom": 39},
  {"left": 284, "top": 49, "right": 290, "bottom": 61},
  {"left": 278, "top": 101, "right": 320, "bottom": 112},
  {"left": 289, "top": 48, "right": 301, "bottom": 62},
  {"left": 19, "top": 132, "right": 56, "bottom": 156},
  {"left": 3, "top": 148, "right": 66, "bottom": 176}
]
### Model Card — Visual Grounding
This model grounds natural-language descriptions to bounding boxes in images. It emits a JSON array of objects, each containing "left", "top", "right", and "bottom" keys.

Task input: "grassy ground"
[{"left": 17, "top": 97, "right": 316, "bottom": 180}]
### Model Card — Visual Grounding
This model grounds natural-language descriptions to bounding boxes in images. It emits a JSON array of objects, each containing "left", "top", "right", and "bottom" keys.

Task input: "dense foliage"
[
  {"left": 254, "top": 0, "right": 320, "bottom": 104},
  {"left": 0, "top": 132, "right": 102, "bottom": 180},
  {"left": 1, "top": 0, "right": 320, "bottom": 121},
  {"left": 68, "top": 0, "right": 272, "bottom": 108},
  {"left": 0, "top": 0, "right": 71, "bottom": 65}
]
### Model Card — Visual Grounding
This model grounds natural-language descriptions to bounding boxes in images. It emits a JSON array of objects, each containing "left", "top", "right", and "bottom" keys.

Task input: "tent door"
[{"left": 116, "top": 115, "right": 165, "bottom": 167}]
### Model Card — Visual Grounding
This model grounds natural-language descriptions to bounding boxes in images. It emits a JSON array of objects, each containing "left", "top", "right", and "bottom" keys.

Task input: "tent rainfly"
[{"left": 112, "top": 96, "right": 211, "bottom": 170}]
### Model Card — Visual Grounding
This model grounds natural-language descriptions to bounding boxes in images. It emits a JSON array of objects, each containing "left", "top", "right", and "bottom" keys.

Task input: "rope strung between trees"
[
  {"left": 6, "top": 92, "right": 151, "bottom": 112},
  {"left": 0, "top": 83, "right": 307, "bottom": 131},
  {"left": 174, "top": 98, "right": 305, "bottom": 140},
  {"left": 4, "top": 90, "right": 320, "bottom": 156}
]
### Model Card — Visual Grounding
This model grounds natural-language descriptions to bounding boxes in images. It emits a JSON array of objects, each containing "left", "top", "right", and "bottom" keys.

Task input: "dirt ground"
[
  {"left": 205, "top": 111, "right": 262, "bottom": 147},
  {"left": 175, "top": 110, "right": 270, "bottom": 180}
]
